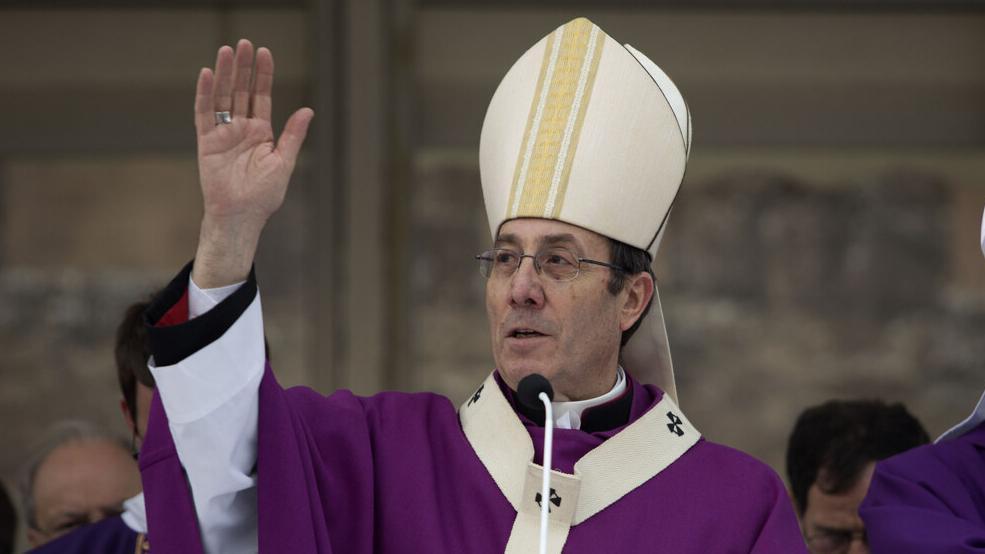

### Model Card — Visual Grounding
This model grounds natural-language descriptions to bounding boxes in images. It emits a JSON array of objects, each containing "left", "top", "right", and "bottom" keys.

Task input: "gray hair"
[{"left": 17, "top": 420, "right": 129, "bottom": 531}]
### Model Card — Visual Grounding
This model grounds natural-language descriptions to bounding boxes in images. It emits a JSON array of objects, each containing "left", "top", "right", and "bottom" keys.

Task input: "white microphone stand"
[{"left": 538, "top": 392, "right": 554, "bottom": 554}]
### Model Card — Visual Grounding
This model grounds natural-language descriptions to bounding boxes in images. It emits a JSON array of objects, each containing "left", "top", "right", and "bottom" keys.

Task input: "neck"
[
  {"left": 505, "top": 368, "right": 631, "bottom": 431},
  {"left": 553, "top": 366, "right": 619, "bottom": 402}
]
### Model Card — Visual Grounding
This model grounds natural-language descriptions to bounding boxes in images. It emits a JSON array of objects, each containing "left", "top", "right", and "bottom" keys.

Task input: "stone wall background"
[{"left": 1, "top": 3, "right": 984, "bottom": 550}]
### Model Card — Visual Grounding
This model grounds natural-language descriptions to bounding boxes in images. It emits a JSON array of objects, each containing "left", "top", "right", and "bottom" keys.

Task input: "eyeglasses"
[
  {"left": 475, "top": 248, "right": 627, "bottom": 282},
  {"left": 805, "top": 528, "right": 866, "bottom": 554}
]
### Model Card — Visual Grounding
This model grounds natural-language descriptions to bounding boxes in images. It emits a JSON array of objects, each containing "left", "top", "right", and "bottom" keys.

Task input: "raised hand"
[{"left": 191, "top": 39, "right": 314, "bottom": 288}]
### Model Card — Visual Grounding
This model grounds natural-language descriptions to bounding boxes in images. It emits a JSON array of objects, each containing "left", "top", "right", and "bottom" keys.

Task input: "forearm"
[{"left": 192, "top": 215, "right": 265, "bottom": 289}]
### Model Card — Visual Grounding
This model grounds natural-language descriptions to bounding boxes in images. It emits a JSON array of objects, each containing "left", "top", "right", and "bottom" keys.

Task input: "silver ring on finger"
[{"left": 214, "top": 111, "right": 232, "bottom": 125}]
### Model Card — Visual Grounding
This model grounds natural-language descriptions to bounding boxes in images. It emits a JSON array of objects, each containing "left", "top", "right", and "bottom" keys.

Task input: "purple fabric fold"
[
  {"left": 139, "top": 390, "right": 205, "bottom": 554},
  {"left": 861, "top": 421, "right": 985, "bottom": 553}
]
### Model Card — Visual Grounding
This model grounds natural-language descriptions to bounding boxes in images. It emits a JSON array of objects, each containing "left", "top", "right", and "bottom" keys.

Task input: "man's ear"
[
  {"left": 619, "top": 271, "right": 655, "bottom": 332},
  {"left": 120, "top": 398, "right": 137, "bottom": 436}
]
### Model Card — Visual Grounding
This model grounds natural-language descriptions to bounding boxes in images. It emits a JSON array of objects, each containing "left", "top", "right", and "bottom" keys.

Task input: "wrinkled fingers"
[
  {"left": 230, "top": 39, "right": 255, "bottom": 119},
  {"left": 194, "top": 67, "right": 216, "bottom": 134},
  {"left": 250, "top": 47, "right": 274, "bottom": 122},
  {"left": 212, "top": 45, "right": 235, "bottom": 117}
]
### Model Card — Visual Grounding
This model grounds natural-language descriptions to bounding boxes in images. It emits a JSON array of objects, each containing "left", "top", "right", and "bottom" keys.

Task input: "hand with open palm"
[{"left": 191, "top": 39, "right": 313, "bottom": 288}]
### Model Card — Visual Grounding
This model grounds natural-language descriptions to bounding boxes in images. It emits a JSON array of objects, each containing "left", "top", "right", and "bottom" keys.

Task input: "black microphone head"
[{"left": 517, "top": 373, "right": 554, "bottom": 411}]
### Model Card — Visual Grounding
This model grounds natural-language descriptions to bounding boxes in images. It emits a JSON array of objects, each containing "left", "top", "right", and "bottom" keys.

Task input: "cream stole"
[{"left": 459, "top": 372, "right": 701, "bottom": 553}]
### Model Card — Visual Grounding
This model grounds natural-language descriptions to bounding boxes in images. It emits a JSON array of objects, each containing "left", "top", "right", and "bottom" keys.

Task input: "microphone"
[
  {"left": 517, "top": 373, "right": 554, "bottom": 410},
  {"left": 517, "top": 374, "right": 554, "bottom": 554}
]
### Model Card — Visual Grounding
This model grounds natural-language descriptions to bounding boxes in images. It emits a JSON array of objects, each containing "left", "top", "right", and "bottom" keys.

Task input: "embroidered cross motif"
[
  {"left": 535, "top": 488, "right": 562, "bottom": 512},
  {"left": 666, "top": 411, "right": 684, "bottom": 437},
  {"left": 468, "top": 384, "right": 484, "bottom": 407}
]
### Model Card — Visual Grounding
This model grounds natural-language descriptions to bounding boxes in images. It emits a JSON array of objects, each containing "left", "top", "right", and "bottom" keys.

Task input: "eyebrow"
[
  {"left": 48, "top": 511, "right": 88, "bottom": 531},
  {"left": 493, "top": 233, "right": 520, "bottom": 248},
  {"left": 52, "top": 505, "right": 124, "bottom": 522},
  {"left": 494, "top": 233, "right": 583, "bottom": 251}
]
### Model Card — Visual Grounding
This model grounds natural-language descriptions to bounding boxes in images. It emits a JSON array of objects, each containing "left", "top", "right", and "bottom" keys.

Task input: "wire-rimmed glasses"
[{"left": 475, "top": 248, "right": 627, "bottom": 282}]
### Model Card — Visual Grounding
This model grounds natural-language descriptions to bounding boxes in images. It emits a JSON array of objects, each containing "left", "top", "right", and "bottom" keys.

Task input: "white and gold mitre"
[{"left": 479, "top": 17, "right": 691, "bottom": 258}]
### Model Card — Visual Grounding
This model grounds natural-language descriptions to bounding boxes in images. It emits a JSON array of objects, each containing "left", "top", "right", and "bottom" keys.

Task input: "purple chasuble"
[
  {"left": 141, "top": 365, "right": 806, "bottom": 552},
  {"left": 181, "top": 366, "right": 804, "bottom": 553},
  {"left": 27, "top": 515, "right": 138, "bottom": 554},
  {"left": 860, "top": 420, "right": 985, "bottom": 553}
]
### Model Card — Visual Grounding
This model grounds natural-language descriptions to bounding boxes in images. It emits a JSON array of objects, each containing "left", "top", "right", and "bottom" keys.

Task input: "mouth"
[{"left": 507, "top": 328, "right": 548, "bottom": 339}]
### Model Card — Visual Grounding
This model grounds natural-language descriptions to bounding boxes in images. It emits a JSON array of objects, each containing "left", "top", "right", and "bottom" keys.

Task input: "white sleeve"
[
  {"left": 188, "top": 279, "right": 244, "bottom": 318},
  {"left": 148, "top": 276, "right": 261, "bottom": 554}
]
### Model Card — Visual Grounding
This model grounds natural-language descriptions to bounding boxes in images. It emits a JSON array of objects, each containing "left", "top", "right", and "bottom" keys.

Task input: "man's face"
[
  {"left": 485, "top": 218, "right": 647, "bottom": 401},
  {"left": 801, "top": 463, "right": 874, "bottom": 554},
  {"left": 27, "top": 438, "right": 141, "bottom": 547}
]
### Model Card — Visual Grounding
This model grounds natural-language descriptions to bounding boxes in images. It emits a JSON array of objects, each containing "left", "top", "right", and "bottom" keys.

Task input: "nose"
[{"left": 509, "top": 255, "right": 545, "bottom": 308}]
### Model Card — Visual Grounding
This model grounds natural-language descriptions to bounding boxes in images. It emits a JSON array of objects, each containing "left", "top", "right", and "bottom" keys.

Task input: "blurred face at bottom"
[
  {"left": 27, "top": 438, "right": 141, "bottom": 547},
  {"left": 801, "top": 462, "right": 875, "bottom": 554}
]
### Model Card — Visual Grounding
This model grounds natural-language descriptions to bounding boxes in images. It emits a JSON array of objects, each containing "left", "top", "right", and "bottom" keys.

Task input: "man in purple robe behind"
[
  {"left": 140, "top": 18, "right": 807, "bottom": 553},
  {"left": 859, "top": 209, "right": 985, "bottom": 553},
  {"left": 787, "top": 400, "right": 929, "bottom": 553}
]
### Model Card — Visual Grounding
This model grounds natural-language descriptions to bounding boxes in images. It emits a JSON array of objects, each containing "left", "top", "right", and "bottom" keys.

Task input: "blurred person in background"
[
  {"left": 786, "top": 399, "right": 929, "bottom": 554},
  {"left": 117, "top": 298, "right": 156, "bottom": 455},
  {"left": 860, "top": 209, "right": 985, "bottom": 552},
  {"left": 23, "top": 297, "right": 157, "bottom": 552},
  {"left": 0, "top": 481, "right": 15, "bottom": 554},
  {"left": 19, "top": 421, "right": 141, "bottom": 551}
]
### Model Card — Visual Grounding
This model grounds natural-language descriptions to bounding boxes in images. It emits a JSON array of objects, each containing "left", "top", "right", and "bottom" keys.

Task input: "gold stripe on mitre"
[{"left": 506, "top": 18, "right": 605, "bottom": 221}]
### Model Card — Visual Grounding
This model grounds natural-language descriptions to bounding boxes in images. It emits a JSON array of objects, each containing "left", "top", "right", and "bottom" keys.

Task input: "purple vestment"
[
  {"left": 860, "top": 420, "right": 985, "bottom": 553},
  {"left": 27, "top": 515, "right": 137, "bottom": 554},
  {"left": 143, "top": 365, "right": 804, "bottom": 552}
]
